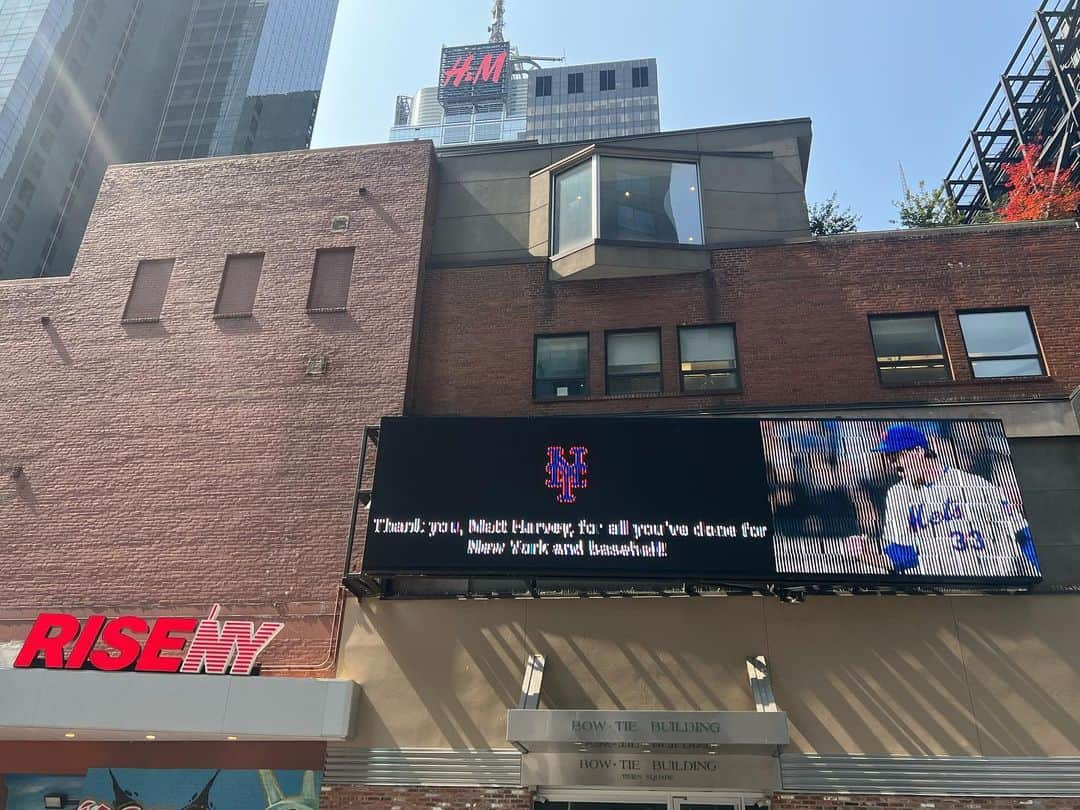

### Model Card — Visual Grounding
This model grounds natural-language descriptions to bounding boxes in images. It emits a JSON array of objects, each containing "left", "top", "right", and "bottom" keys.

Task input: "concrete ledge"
[
  {"left": 0, "top": 668, "right": 357, "bottom": 741},
  {"left": 550, "top": 242, "right": 710, "bottom": 281}
]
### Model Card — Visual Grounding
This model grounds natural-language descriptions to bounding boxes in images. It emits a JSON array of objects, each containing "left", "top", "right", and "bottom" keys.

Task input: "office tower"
[
  {"left": 151, "top": 0, "right": 337, "bottom": 160},
  {"left": 0, "top": 0, "right": 193, "bottom": 280},
  {"left": 0, "top": 0, "right": 337, "bottom": 280},
  {"left": 390, "top": 48, "right": 660, "bottom": 147}
]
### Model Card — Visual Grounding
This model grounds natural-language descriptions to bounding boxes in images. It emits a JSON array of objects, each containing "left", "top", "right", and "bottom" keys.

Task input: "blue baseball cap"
[{"left": 873, "top": 424, "right": 929, "bottom": 453}]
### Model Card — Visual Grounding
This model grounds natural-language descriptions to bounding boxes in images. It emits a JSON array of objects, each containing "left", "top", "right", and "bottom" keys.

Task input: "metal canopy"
[{"left": 0, "top": 669, "right": 358, "bottom": 741}]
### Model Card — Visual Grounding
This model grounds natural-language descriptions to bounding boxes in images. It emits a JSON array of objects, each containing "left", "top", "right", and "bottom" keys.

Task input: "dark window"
[
  {"left": 0, "top": 233, "right": 12, "bottom": 260},
  {"left": 307, "top": 247, "right": 354, "bottom": 312},
  {"left": 606, "top": 329, "right": 661, "bottom": 395},
  {"left": 534, "top": 334, "right": 588, "bottom": 399},
  {"left": 958, "top": 309, "right": 1045, "bottom": 378},
  {"left": 678, "top": 324, "right": 739, "bottom": 392},
  {"left": 535, "top": 75, "right": 552, "bottom": 97},
  {"left": 869, "top": 313, "right": 951, "bottom": 385},
  {"left": 38, "top": 129, "right": 55, "bottom": 152},
  {"left": 632, "top": 66, "right": 649, "bottom": 88},
  {"left": 568, "top": 72, "right": 584, "bottom": 94},
  {"left": 599, "top": 69, "right": 615, "bottom": 91},
  {"left": 16, "top": 178, "right": 34, "bottom": 205},
  {"left": 122, "top": 259, "right": 174, "bottom": 322},
  {"left": 25, "top": 152, "right": 44, "bottom": 178},
  {"left": 214, "top": 253, "right": 263, "bottom": 318},
  {"left": 5, "top": 205, "right": 24, "bottom": 232}
]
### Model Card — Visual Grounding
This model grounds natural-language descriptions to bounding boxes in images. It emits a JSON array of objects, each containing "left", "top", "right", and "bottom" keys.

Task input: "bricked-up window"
[
  {"left": 307, "top": 247, "right": 354, "bottom": 312},
  {"left": 606, "top": 329, "right": 661, "bottom": 395},
  {"left": 534, "top": 334, "right": 588, "bottom": 399},
  {"left": 214, "top": 253, "right": 263, "bottom": 318},
  {"left": 678, "top": 324, "right": 739, "bottom": 392},
  {"left": 958, "top": 309, "right": 1045, "bottom": 378},
  {"left": 121, "top": 259, "right": 173, "bottom": 323},
  {"left": 535, "top": 75, "right": 552, "bottom": 97},
  {"left": 869, "top": 313, "right": 951, "bottom": 385}
]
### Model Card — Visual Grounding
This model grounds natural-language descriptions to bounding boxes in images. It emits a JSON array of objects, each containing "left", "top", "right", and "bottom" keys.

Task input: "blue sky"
[{"left": 312, "top": 0, "right": 1034, "bottom": 231}]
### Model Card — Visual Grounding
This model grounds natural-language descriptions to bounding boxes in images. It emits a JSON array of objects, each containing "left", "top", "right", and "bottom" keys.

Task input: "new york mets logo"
[{"left": 546, "top": 446, "right": 588, "bottom": 504}]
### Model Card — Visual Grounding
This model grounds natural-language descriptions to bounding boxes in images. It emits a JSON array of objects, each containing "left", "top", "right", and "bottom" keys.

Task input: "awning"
[
  {"left": 508, "top": 709, "right": 789, "bottom": 753},
  {"left": 508, "top": 709, "right": 789, "bottom": 791},
  {"left": 0, "top": 669, "right": 357, "bottom": 741}
]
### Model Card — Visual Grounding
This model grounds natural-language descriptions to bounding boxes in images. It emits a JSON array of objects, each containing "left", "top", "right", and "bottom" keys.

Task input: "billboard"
[
  {"left": 362, "top": 417, "right": 1041, "bottom": 586},
  {"left": 437, "top": 41, "right": 510, "bottom": 106},
  {"left": 5, "top": 769, "right": 319, "bottom": 809}
]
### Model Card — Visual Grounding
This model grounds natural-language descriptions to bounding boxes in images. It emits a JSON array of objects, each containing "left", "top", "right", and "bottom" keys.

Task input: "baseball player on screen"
[{"left": 848, "top": 423, "right": 1040, "bottom": 577}]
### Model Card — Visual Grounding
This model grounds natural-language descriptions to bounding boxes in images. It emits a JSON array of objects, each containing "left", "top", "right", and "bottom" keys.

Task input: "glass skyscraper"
[
  {"left": 151, "top": 0, "right": 337, "bottom": 160},
  {"left": 0, "top": 0, "right": 337, "bottom": 280}
]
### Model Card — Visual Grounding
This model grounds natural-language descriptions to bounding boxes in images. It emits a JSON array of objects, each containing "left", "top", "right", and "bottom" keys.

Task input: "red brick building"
[{"left": 2, "top": 121, "right": 1079, "bottom": 809}]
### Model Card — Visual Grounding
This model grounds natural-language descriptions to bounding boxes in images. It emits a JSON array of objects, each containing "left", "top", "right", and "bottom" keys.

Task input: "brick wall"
[
  {"left": 0, "top": 142, "right": 435, "bottom": 668},
  {"left": 771, "top": 794, "right": 1080, "bottom": 809},
  {"left": 320, "top": 786, "right": 533, "bottom": 810},
  {"left": 412, "top": 222, "right": 1080, "bottom": 417}
]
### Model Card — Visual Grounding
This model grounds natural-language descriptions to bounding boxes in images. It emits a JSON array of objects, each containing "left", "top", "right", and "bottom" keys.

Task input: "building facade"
[
  {"left": 150, "top": 0, "right": 337, "bottom": 160},
  {"left": 3, "top": 119, "right": 1080, "bottom": 809},
  {"left": 0, "top": 0, "right": 337, "bottom": 282},
  {"left": 390, "top": 57, "right": 659, "bottom": 147}
]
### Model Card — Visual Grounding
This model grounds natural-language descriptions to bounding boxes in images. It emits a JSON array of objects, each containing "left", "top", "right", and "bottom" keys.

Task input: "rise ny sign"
[{"left": 13, "top": 605, "right": 283, "bottom": 675}]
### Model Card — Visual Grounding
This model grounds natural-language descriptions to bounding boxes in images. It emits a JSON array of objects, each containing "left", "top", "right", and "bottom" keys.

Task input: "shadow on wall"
[
  {"left": 355, "top": 600, "right": 527, "bottom": 749},
  {"left": 954, "top": 597, "right": 1080, "bottom": 756}
]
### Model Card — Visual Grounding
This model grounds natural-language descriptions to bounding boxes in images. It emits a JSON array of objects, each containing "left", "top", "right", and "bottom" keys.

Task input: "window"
[
  {"left": 606, "top": 329, "right": 662, "bottom": 395},
  {"left": 551, "top": 156, "right": 702, "bottom": 252},
  {"left": 535, "top": 75, "right": 551, "bottom": 97},
  {"left": 214, "top": 253, "right": 263, "bottom": 318},
  {"left": 869, "top": 314, "right": 950, "bottom": 385},
  {"left": 16, "top": 178, "right": 33, "bottom": 205},
  {"left": 567, "top": 72, "right": 584, "bottom": 94},
  {"left": 5, "top": 204, "right": 24, "bottom": 232},
  {"left": 307, "top": 247, "right": 354, "bottom": 312},
  {"left": 122, "top": 259, "right": 173, "bottom": 322},
  {"left": 958, "top": 309, "right": 1045, "bottom": 378},
  {"left": 632, "top": 66, "right": 649, "bottom": 87},
  {"left": 598, "top": 157, "right": 702, "bottom": 244},
  {"left": 552, "top": 159, "right": 593, "bottom": 254},
  {"left": 599, "top": 69, "right": 615, "bottom": 91},
  {"left": 679, "top": 325, "right": 739, "bottom": 392},
  {"left": 534, "top": 334, "right": 588, "bottom": 399}
]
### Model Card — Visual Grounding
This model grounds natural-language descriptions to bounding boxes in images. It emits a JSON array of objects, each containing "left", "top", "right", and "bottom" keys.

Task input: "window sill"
[
  {"left": 307, "top": 306, "right": 348, "bottom": 314},
  {"left": 879, "top": 375, "right": 1055, "bottom": 389},
  {"left": 213, "top": 312, "right": 253, "bottom": 320},
  {"left": 533, "top": 395, "right": 590, "bottom": 403},
  {"left": 120, "top": 317, "right": 161, "bottom": 325}
]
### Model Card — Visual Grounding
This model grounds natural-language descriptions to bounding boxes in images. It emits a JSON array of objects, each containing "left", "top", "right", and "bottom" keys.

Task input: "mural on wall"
[{"left": 5, "top": 769, "right": 319, "bottom": 810}]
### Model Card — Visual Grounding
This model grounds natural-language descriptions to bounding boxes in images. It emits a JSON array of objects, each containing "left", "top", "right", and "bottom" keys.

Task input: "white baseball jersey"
[{"left": 880, "top": 466, "right": 1037, "bottom": 577}]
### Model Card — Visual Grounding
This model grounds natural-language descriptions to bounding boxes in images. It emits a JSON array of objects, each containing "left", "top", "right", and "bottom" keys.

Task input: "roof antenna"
[{"left": 488, "top": 0, "right": 505, "bottom": 42}]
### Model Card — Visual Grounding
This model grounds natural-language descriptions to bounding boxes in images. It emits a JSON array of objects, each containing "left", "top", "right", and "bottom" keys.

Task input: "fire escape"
[{"left": 945, "top": 0, "right": 1080, "bottom": 221}]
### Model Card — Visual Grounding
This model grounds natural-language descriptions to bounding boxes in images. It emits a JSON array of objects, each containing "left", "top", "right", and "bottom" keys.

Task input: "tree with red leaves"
[{"left": 997, "top": 142, "right": 1080, "bottom": 222}]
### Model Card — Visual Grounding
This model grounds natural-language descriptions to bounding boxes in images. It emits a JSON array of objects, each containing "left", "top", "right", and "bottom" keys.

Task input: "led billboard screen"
[
  {"left": 437, "top": 41, "right": 510, "bottom": 106},
  {"left": 363, "top": 417, "right": 1041, "bottom": 586}
]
